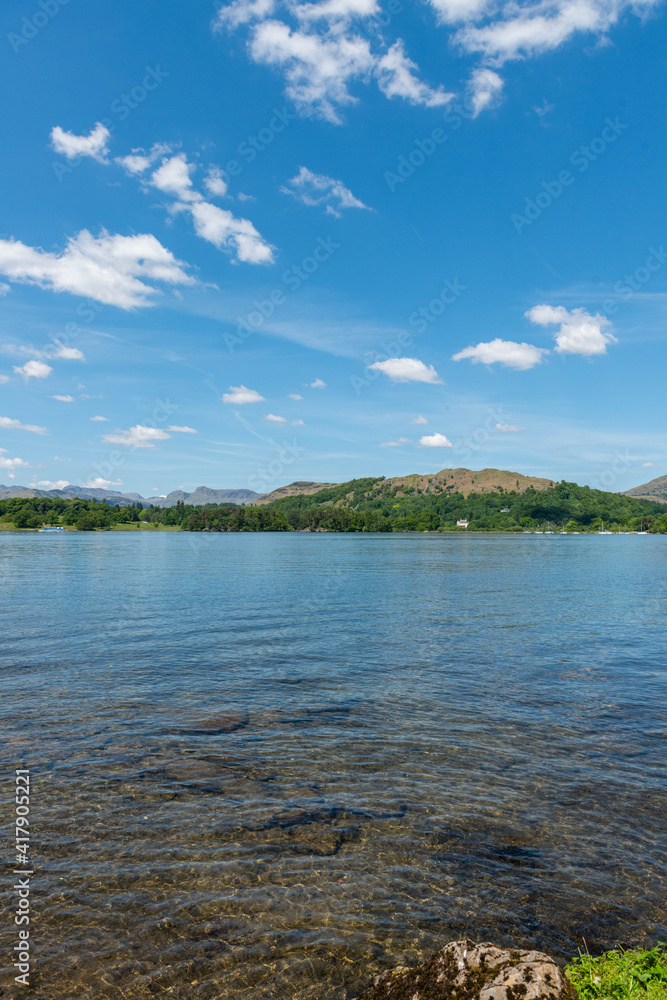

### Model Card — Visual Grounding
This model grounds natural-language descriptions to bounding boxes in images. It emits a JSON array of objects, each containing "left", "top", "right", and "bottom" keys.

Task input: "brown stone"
[{"left": 355, "top": 940, "right": 578, "bottom": 1000}]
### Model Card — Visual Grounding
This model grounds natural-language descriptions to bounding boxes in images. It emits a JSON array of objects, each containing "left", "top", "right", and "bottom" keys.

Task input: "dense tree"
[{"left": 1, "top": 480, "right": 666, "bottom": 534}]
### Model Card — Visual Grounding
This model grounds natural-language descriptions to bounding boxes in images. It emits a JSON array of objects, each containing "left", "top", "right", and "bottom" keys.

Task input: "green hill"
[
  {"left": 623, "top": 472, "right": 667, "bottom": 502},
  {"left": 3, "top": 474, "right": 664, "bottom": 533}
]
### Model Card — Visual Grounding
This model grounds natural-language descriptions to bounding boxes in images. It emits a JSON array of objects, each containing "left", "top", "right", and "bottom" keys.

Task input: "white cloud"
[
  {"left": 0, "top": 283, "right": 9, "bottom": 297},
  {"left": 309, "top": 378, "right": 326, "bottom": 388},
  {"left": 215, "top": 0, "right": 275, "bottom": 29},
  {"left": 178, "top": 199, "right": 274, "bottom": 264},
  {"left": 50, "top": 122, "right": 111, "bottom": 162},
  {"left": 495, "top": 422, "right": 524, "bottom": 432},
  {"left": 216, "top": 0, "right": 654, "bottom": 122},
  {"left": 249, "top": 21, "right": 374, "bottom": 123},
  {"left": 102, "top": 425, "right": 171, "bottom": 448},
  {"left": 89, "top": 415, "right": 108, "bottom": 421},
  {"left": 526, "top": 304, "right": 617, "bottom": 356},
  {"left": 232, "top": 10, "right": 453, "bottom": 123},
  {"left": 412, "top": 414, "right": 428, "bottom": 425},
  {"left": 380, "top": 437, "right": 411, "bottom": 447},
  {"left": 204, "top": 166, "right": 229, "bottom": 197},
  {"left": 426, "top": 0, "right": 491, "bottom": 23},
  {"left": 468, "top": 67, "right": 503, "bottom": 116},
  {"left": 0, "top": 230, "right": 193, "bottom": 310},
  {"left": 56, "top": 345, "right": 85, "bottom": 360},
  {"left": 54, "top": 456, "right": 72, "bottom": 461},
  {"left": 115, "top": 142, "right": 173, "bottom": 176},
  {"left": 0, "top": 375, "right": 9, "bottom": 384},
  {"left": 282, "top": 166, "right": 369, "bottom": 216},
  {"left": 456, "top": 0, "right": 647, "bottom": 66},
  {"left": 419, "top": 432, "right": 453, "bottom": 447},
  {"left": 222, "top": 384, "right": 266, "bottom": 404},
  {"left": 116, "top": 148, "right": 274, "bottom": 264},
  {"left": 369, "top": 357, "right": 442, "bottom": 383},
  {"left": 288, "top": 393, "right": 303, "bottom": 400},
  {"left": 0, "top": 454, "right": 30, "bottom": 476},
  {"left": 13, "top": 360, "right": 53, "bottom": 381},
  {"left": 265, "top": 413, "right": 287, "bottom": 423},
  {"left": 167, "top": 425, "right": 197, "bottom": 433},
  {"left": 0, "top": 416, "right": 48, "bottom": 434},
  {"left": 375, "top": 40, "right": 452, "bottom": 107},
  {"left": 1, "top": 342, "right": 84, "bottom": 362},
  {"left": 291, "top": 418, "right": 306, "bottom": 425},
  {"left": 35, "top": 479, "right": 70, "bottom": 490},
  {"left": 642, "top": 462, "right": 656, "bottom": 468},
  {"left": 151, "top": 153, "right": 196, "bottom": 200},
  {"left": 292, "top": 0, "right": 380, "bottom": 23},
  {"left": 452, "top": 338, "right": 548, "bottom": 370},
  {"left": 83, "top": 477, "right": 124, "bottom": 488},
  {"left": 51, "top": 395, "right": 74, "bottom": 403}
]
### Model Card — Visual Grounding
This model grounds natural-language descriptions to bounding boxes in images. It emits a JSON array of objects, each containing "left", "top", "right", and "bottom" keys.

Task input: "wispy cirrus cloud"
[
  {"left": 282, "top": 166, "right": 369, "bottom": 216},
  {"left": 0, "top": 416, "right": 48, "bottom": 435},
  {"left": 380, "top": 437, "right": 411, "bottom": 447}
]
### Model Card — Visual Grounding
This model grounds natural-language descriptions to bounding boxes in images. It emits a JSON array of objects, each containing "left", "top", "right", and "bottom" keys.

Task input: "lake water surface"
[{"left": 1, "top": 531, "right": 666, "bottom": 999}]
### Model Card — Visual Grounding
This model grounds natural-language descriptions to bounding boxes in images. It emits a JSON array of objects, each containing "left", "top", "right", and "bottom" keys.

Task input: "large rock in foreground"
[{"left": 356, "top": 940, "right": 577, "bottom": 1000}]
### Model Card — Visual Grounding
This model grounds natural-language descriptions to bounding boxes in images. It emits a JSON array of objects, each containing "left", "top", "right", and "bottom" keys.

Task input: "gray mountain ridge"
[{"left": 0, "top": 484, "right": 263, "bottom": 507}]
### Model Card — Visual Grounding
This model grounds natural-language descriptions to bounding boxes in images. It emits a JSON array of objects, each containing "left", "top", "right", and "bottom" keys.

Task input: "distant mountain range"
[
  {"left": 2, "top": 467, "right": 663, "bottom": 508},
  {"left": 0, "top": 483, "right": 262, "bottom": 507}
]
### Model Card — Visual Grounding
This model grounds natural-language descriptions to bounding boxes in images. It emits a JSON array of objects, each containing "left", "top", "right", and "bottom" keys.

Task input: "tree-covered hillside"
[{"left": 1, "top": 481, "right": 666, "bottom": 533}]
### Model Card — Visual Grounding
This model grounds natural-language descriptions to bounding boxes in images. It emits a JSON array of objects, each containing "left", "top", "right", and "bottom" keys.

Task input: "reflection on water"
[{"left": 1, "top": 532, "right": 666, "bottom": 999}]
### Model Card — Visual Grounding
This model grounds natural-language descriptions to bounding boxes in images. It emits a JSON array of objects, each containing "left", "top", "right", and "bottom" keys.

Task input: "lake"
[{"left": 1, "top": 531, "right": 666, "bottom": 999}]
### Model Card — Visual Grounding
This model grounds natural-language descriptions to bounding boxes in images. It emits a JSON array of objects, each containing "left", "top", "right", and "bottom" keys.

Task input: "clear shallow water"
[{"left": 1, "top": 531, "right": 666, "bottom": 999}]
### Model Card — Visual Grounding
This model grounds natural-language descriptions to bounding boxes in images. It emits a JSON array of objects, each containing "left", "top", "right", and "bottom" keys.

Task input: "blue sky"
[{"left": 0, "top": 0, "right": 665, "bottom": 497}]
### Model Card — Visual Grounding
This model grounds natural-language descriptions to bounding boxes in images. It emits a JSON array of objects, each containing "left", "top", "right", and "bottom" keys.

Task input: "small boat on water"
[{"left": 38, "top": 524, "right": 65, "bottom": 532}]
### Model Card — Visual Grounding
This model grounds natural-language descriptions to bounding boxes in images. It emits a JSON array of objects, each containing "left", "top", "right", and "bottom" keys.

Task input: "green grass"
[{"left": 567, "top": 946, "right": 667, "bottom": 1000}]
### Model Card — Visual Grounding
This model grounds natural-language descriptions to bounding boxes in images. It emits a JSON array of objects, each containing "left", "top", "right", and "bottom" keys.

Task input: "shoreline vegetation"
[
  {"left": 355, "top": 942, "right": 667, "bottom": 1000},
  {"left": 2, "top": 479, "right": 667, "bottom": 533},
  {"left": 566, "top": 945, "right": 667, "bottom": 1000}
]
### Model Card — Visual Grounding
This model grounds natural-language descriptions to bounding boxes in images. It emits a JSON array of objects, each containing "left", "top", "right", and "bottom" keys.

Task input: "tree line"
[{"left": 1, "top": 481, "right": 666, "bottom": 533}]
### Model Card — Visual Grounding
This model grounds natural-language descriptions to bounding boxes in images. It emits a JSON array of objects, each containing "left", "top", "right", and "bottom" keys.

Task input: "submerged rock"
[
  {"left": 355, "top": 940, "right": 577, "bottom": 1000},
  {"left": 171, "top": 710, "right": 249, "bottom": 735}
]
